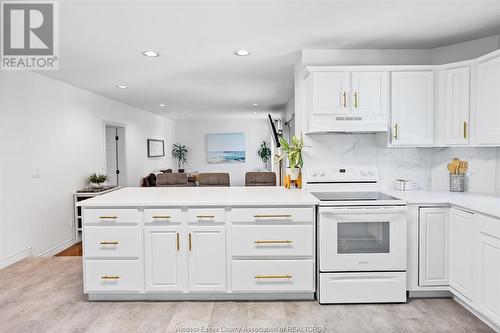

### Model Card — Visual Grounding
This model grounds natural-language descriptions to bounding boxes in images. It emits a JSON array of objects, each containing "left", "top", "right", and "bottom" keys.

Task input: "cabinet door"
[
  {"left": 444, "top": 67, "right": 470, "bottom": 145},
  {"left": 144, "top": 226, "right": 183, "bottom": 291},
  {"left": 391, "top": 72, "right": 434, "bottom": 146},
  {"left": 449, "top": 208, "right": 475, "bottom": 301},
  {"left": 477, "top": 214, "right": 500, "bottom": 326},
  {"left": 188, "top": 226, "right": 226, "bottom": 291},
  {"left": 311, "top": 72, "right": 350, "bottom": 115},
  {"left": 419, "top": 208, "right": 448, "bottom": 286},
  {"left": 351, "top": 72, "right": 389, "bottom": 115},
  {"left": 476, "top": 56, "right": 500, "bottom": 145}
]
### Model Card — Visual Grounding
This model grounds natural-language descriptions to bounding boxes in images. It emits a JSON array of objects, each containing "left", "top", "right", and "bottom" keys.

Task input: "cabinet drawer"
[
  {"left": 232, "top": 207, "right": 313, "bottom": 223},
  {"left": 319, "top": 272, "right": 406, "bottom": 303},
  {"left": 144, "top": 209, "right": 182, "bottom": 224},
  {"left": 84, "top": 260, "right": 141, "bottom": 292},
  {"left": 232, "top": 225, "right": 313, "bottom": 257},
  {"left": 83, "top": 209, "right": 139, "bottom": 225},
  {"left": 231, "top": 260, "right": 314, "bottom": 292},
  {"left": 188, "top": 208, "right": 225, "bottom": 223},
  {"left": 84, "top": 226, "right": 140, "bottom": 258},
  {"left": 478, "top": 213, "right": 500, "bottom": 240}
]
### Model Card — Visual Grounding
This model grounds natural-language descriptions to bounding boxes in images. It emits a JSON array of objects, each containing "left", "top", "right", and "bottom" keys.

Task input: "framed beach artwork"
[{"left": 206, "top": 133, "right": 246, "bottom": 163}]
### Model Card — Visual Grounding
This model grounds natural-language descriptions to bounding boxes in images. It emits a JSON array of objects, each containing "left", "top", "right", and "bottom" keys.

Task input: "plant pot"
[
  {"left": 178, "top": 169, "right": 185, "bottom": 173},
  {"left": 286, "top": 167, "right": 301, "bottom": 181},
  {"left": 89, "top": 182, "right": 103, "bottom": 189}
]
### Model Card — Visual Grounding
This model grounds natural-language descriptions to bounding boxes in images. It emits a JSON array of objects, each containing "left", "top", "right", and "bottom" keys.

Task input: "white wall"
[
  {"left": 0, "top": 71, "right": 175, "bottom": 267},
  {"left": 175, "top": 119, "right": 272, "bottom": 186}
]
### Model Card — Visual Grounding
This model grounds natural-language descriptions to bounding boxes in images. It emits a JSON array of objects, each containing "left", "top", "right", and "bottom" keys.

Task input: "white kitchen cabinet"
[
  {"left": 144, "top": 226, "right": 184, "bottom": 291},
  {"left": 449, "top": 208, "right": 476, "bottom": 301},
  {"left": 188, "top": 226, "right": 226, "bottom": 291},
  {"left": 475, "top": 56, "right": 500, "bottom": 145},
  {"left": 310, "top": 72, "right": 350, "bottom": 116},
  {"left": 306, "top": 70, "right": 389, "bottom": 133},
  {"left": 476, "top": 214, "right": 500, "bottom": 327},
  {"left": 419, "top": 208, "right": 448, "bottom": 286},
  {"left": 391, "top": 71, "right": 434, "bottom": 146},
  {"left": 351, "top": 72, "right": 389, "bottom": 115},
  {"left": 443, "top": 67, "right": 470, "bottom": 145}
]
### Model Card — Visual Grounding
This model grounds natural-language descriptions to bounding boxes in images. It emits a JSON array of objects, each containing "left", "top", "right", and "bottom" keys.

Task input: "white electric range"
[{"left": 306, "top": 167, "right": 408, "bottom": 304}]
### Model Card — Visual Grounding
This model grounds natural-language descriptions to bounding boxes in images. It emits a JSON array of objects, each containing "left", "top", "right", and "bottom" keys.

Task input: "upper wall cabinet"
[
  {"left": 390, "top": 72, "right": 434, "bottom": 146},
  {"left": 306, "top": 71, "right": 389, "bottom": 133},
  {"left": 440, "top": 67, "right": 470, "bottom": 145},
  {"left": 475, "top": 56, "right": 500, "bottom": 145}
]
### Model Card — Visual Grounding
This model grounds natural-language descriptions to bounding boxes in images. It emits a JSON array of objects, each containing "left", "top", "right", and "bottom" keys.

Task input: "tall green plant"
[
  {"left": 86, "top": 172, "right": 110, "bottom": 185},
  {"left": 172, "top": 143, "right": 189, "bottom": 169},
  {"left": 278, "top": 136, "right": 304, "bottom": 171},
  {"left": 258, "top": 141, "right": 272, "bottom": 164}
]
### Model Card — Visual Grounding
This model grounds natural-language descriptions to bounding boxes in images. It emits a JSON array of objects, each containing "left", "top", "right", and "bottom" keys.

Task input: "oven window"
[{"left": 337, "top": 222, "right": 390, "bottom": 254}]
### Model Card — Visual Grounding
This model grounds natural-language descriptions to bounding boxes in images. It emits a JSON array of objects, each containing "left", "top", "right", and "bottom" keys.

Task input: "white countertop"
[
  {"left": 78, "top": 186, "right": 319, "bottom": 207},
  {"left": 386, "top": 189, "right": 500, "bottom": 219}
]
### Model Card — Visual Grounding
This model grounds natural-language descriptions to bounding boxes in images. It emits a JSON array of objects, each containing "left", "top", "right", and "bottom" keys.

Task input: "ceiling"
[{"left": 41, "top": 0, "right": 500, "bottom": 119}]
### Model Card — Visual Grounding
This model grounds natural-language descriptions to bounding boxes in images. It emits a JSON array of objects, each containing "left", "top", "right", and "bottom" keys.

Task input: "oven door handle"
[{"left": 320, "top": 206, "right": 407, "bottom": 214}]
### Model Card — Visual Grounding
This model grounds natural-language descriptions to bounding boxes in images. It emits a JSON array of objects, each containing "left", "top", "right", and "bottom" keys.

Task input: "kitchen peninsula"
[{"left": 78, "top": 187, "right": 318, "bottom": 300}]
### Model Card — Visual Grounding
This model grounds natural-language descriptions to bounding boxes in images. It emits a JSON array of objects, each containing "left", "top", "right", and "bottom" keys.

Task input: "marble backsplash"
[{"left": 303, "top": 133, "right": 499, "bottom": 194}]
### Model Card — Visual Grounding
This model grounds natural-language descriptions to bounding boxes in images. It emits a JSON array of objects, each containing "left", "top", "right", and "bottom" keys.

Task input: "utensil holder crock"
[{"left": 450, "top": 174, "right": 465, "bottom": 192}]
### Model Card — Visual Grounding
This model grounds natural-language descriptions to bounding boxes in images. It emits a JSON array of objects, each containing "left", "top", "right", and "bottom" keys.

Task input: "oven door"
[{"left": 319, "top": 206, "right": 407, "bottom": 271}]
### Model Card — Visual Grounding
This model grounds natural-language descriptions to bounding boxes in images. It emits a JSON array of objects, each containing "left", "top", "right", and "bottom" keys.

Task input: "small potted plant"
[
  {"left": 86, "top": 172, "right": 110, "bottom": 189},
  {"left": 172, "top": 143, "right": 189, "bottom": 173},
  {"left": 278, "top": 136, "right": 304, "bottom": 181},
  {"left": 257, "top": 141, "right": 272, "bottom": 171}
]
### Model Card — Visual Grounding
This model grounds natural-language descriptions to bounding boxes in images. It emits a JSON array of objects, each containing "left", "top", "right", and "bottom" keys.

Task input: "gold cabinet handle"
[
  {"left": 393, "top": 123, "right": 399, "bottom": 140},
  {"left": 254, "top": 240, "right": 292, "bottom": 244},
  {"left": 342, "top": 91, "right": 347, "bottom": 108},
  {"left": 254, "top": 275, "right": 292, "bottom": 279},
  {"left": 196, "top": 215, "right": 215, "bottom": 219},
  {"left": 354, "top": 91, "right": 359, "bottom": 109},
  {"left": 99, "top": 241, "right": 119, "bottom": 245},
  {"left": 99, "top": 216, "right": 117, "bottom": 220},
  {"left": 464, "top": 121, "right": 467, "bottom": 139},
  {"left": 253, "top": 214, "right": 292, "bottom": 219},
  {"left": 101, "top": 275, "right": 120, "bottom": 280},
  {"left": 176, "top": 232, "right": 180, "bottom": 251},
  {"left": 152, "top": 215, "right": 171, "bottom": 219},
  {"left": 188, "top": 233, "right": 192, "bottom": 251}
]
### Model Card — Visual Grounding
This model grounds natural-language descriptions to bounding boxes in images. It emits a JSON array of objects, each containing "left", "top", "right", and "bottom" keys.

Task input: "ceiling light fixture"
[
  {"left": 116, "top": 84, "right": 128, "bottom": 89},
  {"left": 234, "top": 49, "right": 250, "bottom": 56},
  {"left": 252, "top": 103, "right": 258, "bottom": 106},
  {"left": 143, "top": 50, "right": 159, "bottom": 57},
  {"left": 159, "top": 104, "right": 166, "bottom": 107}
]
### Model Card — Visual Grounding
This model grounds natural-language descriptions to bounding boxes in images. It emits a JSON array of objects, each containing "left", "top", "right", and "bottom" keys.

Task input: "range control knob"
[
  {"left": 368, "top": 170, "right": 376, "bottom": 176},
  {"left": 361, "top": 170, "right": 368, "bottom": 176},
  {"left": 319, "top": 171, "right": 325, "bottom": 177},
  {"left": 311, "top": 172, "right": 317, "bottom": 177}
]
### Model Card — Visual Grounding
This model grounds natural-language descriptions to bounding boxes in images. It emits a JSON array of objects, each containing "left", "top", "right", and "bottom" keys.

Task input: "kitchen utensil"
[{"left": 447, "top": 163, "right": 454, "bottom": 174}]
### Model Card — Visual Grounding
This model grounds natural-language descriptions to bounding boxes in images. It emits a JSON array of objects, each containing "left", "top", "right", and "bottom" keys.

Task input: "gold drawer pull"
[
  {"left": 393, "top": 123, "right": 399, "bottom": 140},
  {"left": 353, "top": 91, "right": 359, "bottom": 108},
  {"left": 463, "top": 121, "right": 467, "bottom": 139},
  {"left": 101, "top": 275, "right": 120, "bottom": 280},
  {"left": 254, "top": 240, "right": 292, "bottom": 244},
  {"left": 197, "top": 215, "right": 215, "bottom": 218},
  {"left": 253, "top": 214, "right": 292, "bottom": 218},
  {"left": 188, "top": 233, "right": 192, "bottom": 251},
  {"left": 152, "top": 215, "right": 171, "bottom": 219},
  {"left": 100, "top": 241, "right": 119, "bottom": 245},
  {"left": 176, "top": 232, "right": 180, "bottom": 251},
  {"left": 255, "top": 275, "right": 292, "bottom": 279},
  {"left": 342, "top": 91, "right": 347, "bottom": 108},
  {"left": 99, "top": 216, "right": 117, "bottom": 219}
]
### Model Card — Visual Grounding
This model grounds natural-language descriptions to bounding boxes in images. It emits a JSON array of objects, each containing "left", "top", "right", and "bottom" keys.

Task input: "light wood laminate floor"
[{"left": 0, "top": 257, "right": 493, "bottom": 333}]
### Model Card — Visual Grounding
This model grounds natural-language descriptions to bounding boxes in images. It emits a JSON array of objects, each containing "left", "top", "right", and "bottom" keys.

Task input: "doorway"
[{"left": 105, "top": 124, "right": 126, "bottom": 186}]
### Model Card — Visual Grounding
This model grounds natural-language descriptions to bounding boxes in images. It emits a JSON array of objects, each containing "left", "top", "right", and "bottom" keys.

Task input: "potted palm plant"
[
  {"left": 172, "top": 143, "right": 189, "bottom": 173},
  {"left": 278, "top": 136, "right": 304, "bottom": 181},
  {"left": 86, "top": 172, "right": 110, "bottom": 189},
  {"left": 257, "top": 141, "right": 272, "bottom": 171}
]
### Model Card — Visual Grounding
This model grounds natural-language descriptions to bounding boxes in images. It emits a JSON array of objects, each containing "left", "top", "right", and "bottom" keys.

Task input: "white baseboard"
[
  {"left": 39, "top": 239, "right": 76, "bottom": 257},
  {"left": 453, "top": 296, "right": 500, "bottom": 332},
  {"left": 0, "top": 247, "right": 33, "bottom": 269}
]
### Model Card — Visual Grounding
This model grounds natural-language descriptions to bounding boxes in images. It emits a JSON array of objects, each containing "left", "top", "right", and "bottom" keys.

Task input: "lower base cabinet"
[
  {"left": 419, "top": 208, "right": 448, "bottom": 286},
  {"left": 144, "top": 226, "right": 183, "bottom": 291},
  {"left": 188, "top": 226, "right": 226, "bottom": 291},
  {"left": 85, "top": 259, "right": 142, "bottom": 292}
]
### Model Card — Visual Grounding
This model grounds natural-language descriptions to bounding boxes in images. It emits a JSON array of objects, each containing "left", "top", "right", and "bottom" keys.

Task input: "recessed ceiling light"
[
  {"left": 180, "top": 114, "right": 185, "bottom": 117},
  {"left": 116, "top": 84, "right": 128, "bottom": 89},
  {"left": 159, "top": 104, "right": 166, "bottom": 107},
  {"left": 252, "top": 103, "right": 258, "bottom": 106},
  {"left": 234, "top": 49, "right": 250, "bottom": 56},
  {"left": 253, "top": 111, "right": 257, "bottom": 114},
  {"left": 143, "top": 50, "right": 159, "bottom": 57}
]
